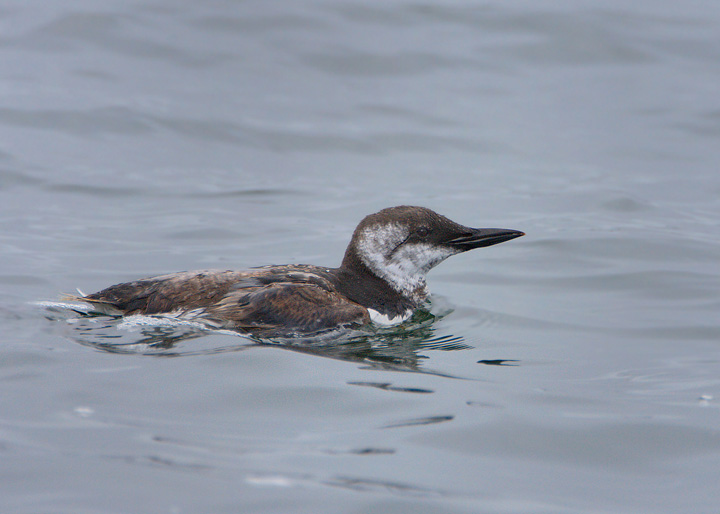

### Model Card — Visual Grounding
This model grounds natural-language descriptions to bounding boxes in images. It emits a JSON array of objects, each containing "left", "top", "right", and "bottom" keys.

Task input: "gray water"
[{"left": 2, "top": 1, "right": 720, "bottom": 513}]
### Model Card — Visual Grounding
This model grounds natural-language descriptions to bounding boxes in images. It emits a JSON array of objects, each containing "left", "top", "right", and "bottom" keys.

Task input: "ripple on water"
[{"left": 37, "top": 301, "right": 475, "bottom": 377}]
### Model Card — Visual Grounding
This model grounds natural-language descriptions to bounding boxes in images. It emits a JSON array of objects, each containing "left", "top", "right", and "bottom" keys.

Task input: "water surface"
[{"left": 1, "top": 1, "right": 719, "bottom": 513}]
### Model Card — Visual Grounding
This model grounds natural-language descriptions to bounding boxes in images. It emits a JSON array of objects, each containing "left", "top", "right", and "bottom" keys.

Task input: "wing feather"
[
  {"left": 65, "top": 266, "right": 369, "bottom": 335},
  {"left": 206, "top": 282, "right": 369, "bottom": 334}
]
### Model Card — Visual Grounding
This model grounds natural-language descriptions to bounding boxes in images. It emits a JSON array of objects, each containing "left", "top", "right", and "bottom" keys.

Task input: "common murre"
[{"left": 66, "top": 206, "right": 523, "bottom": 336}]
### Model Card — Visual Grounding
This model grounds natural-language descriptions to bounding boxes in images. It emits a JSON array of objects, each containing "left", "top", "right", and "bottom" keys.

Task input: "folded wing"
[{"left": 68, "top": 266, "right": 369, "bottom": 335}]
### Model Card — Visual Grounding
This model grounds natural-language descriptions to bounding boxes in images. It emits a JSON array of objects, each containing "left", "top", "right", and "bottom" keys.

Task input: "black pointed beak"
[{"left": 445, "top": 227, "right": 524, "bottom": 251}]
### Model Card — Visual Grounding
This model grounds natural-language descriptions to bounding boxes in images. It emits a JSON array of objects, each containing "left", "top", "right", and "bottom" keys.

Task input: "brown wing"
[
  {"left": 73, "top": 270, "right": 260, "bottom": 315},
  {"left": 68, "top": 266, "right": 369, "bottom": 335},
  {"left": 205, "top": 282, "right": 370, "bottom": 335}
]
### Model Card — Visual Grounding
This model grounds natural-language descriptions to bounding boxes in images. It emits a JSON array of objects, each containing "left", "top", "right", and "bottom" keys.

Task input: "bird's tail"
[{"left": 60, "top": 292, "right": 124, "bottom": 316}]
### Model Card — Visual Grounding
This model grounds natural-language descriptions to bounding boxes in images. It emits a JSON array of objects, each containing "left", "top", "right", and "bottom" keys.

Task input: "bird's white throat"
[{"left": 356, "top": 223, "right": 459, "bottom": 300}]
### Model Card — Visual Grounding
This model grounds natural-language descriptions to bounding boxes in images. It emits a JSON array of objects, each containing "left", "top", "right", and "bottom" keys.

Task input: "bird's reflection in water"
[
  {"left": 263, "top": 310, "right": 470, "bottom": 374},
  {"left": 55, "top": 304, "right": 470, "bottom": 374}
]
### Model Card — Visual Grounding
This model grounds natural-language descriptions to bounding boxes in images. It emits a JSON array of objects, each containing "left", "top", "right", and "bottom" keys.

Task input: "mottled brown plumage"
[
  {"left": 67, "top": 206, "right": 523, "bottom": 336},
  {"left": 68, "top": 266, "right": 370, "bottom": 334}
]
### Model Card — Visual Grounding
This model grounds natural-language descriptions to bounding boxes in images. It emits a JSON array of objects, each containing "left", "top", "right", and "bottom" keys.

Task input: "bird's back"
[{"left": 75, "top": 265, "right": 369, "bottom": 335}]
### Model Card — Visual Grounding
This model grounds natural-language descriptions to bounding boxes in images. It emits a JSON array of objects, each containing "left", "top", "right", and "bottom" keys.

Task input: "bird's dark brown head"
[{"left": 341, "top": 206, "right": 523, "bottom": 298}]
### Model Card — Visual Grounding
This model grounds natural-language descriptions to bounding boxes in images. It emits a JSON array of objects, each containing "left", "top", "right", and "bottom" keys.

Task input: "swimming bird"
[{"left": 67, "top": 206, "right": 523, "bottom": 336}]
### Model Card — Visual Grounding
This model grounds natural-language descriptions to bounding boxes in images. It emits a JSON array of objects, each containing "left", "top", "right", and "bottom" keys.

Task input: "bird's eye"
[{"left": 416, "top": 226, "right": 430, "bottom": 238}]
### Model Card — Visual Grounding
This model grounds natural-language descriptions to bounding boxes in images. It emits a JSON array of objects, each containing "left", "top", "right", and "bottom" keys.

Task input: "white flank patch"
[{"left": 368, "top": 308, "right": 412, "bottom": 326}]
